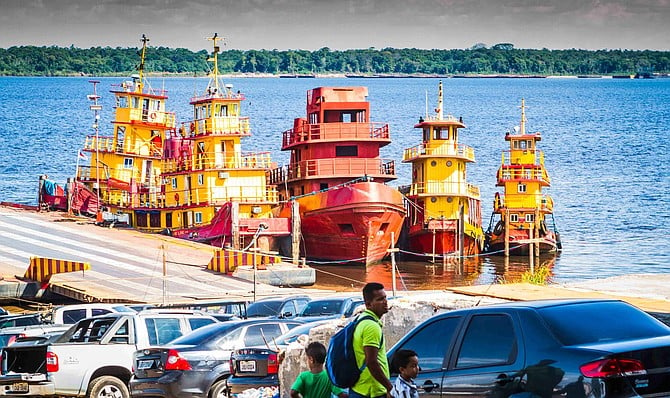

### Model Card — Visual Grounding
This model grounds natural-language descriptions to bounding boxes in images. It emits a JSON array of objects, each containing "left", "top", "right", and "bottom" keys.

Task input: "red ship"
[{"left": 269, "top": 87, "right": 406, "bottom": 265}]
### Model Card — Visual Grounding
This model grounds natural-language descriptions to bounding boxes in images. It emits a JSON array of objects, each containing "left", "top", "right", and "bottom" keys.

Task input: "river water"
[{"left": 0, "top": 76, "right": 668, "bottom": 290}]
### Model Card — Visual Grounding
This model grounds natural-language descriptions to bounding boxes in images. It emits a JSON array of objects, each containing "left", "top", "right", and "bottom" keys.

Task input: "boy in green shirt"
[{"left": 291, "top": 342, "right": 348, "bottom": 398}]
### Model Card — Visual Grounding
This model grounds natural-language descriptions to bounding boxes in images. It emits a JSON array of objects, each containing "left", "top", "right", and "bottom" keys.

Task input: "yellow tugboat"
[
  {"left": 485, "top": 99, "right": 561, "bottom": 255},
  {"left": 77, "top": 34, "right": 174, "bottom": 222},
  {"left": 73, "top": 34, "right": 289, "bottom": 251},
  {"left": 164, "top": 34, "right": 290, "bottom": 250},
  {"left": 400, "top": 81, "right": 484, "bottom": 258}
]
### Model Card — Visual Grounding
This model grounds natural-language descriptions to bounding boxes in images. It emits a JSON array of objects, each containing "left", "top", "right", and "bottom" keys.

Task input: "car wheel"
[
  {"left": 87, "top": 376, "right": 129, "bottom": 398},
  {"left": 209, "top": 379, "right": 228, "bottom": 398}
]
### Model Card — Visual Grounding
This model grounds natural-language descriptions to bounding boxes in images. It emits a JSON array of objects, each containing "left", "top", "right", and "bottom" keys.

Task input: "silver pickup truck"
[{"left": 0, "top": 310, "right": 217, "bottom": 398}]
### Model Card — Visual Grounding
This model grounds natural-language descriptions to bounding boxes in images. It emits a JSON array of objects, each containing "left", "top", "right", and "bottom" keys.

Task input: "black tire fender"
[{"left": 87, "top": 375, "right": 130, "bottom": 398}]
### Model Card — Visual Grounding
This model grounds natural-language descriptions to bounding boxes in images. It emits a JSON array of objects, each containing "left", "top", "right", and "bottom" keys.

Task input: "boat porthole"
[
  {"left": 447, "top": 197, "right": 453, "bottom": 203},
  {"left": 431, "top": 160, "right": 437, "bottom": 167},
  {"left": 446, "top": 160, "right": 452, "bottom": 167},
  {"left": 430, "top": 197, "right": 437, "bottom": 203}
]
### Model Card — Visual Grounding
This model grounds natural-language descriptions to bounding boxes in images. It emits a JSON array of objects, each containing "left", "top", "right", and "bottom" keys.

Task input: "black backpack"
[{"left": 326, "top": 314, "right": 383, "bottom": 388}]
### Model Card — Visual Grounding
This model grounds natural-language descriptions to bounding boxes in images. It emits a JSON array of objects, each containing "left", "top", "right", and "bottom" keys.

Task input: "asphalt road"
[{"left": 0, "top": 206, "right": 311, "bottom": 304}]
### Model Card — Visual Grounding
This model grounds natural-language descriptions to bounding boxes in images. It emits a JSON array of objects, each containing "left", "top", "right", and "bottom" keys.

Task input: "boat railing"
[
  {"left": 493, "top": 193, "right": 554, "bottom": 212},
  {"left": 497, "top": 167, "right": 551, "bottom": 185},
  {"left": 190, "top": 90, "right": 245, "bottom": 103},
  {"left": 403, "top": 143, "right": 475, "bottom": 162},
  {"left": 83, "top": 135, "right": 115, "bottom": 153},
  {"left": 407, "top": 181, "right": 480, "bottom": 198},
  {"left": 115, "top": 107, "right": 176, "bottom": 127},
  {"left": 167, "top": 185, "right": 278, "bottom": 207},
  {"left": 185, "top": 116, "right": 251, "bottom": 137},
  {"left": 162, "top": 151, "right": 273, "bottom": 173},
  {"left": 501, "top": 150, "right": 545, "bottom": 166},
  {"left": 269, "top": 158, "right": 396, "bottom": 183},
  {"left": 282, "top": 122, "right": 390, "bottom": 147}
]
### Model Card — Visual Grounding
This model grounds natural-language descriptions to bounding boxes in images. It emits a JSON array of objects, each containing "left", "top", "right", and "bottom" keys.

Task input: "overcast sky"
[{"left": 1, "top": 0, "right": 668, "bottom": 51}]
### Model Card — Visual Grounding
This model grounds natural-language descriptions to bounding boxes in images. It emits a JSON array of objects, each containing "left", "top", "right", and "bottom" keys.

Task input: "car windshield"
[
  {"left": 273, "top": 321, "right": 329, "bottom": 346},
  {"left": 169, "top": 322, "right": 241, "bottom": 345},
  {"left": 301, "top": 300, "right": 344, "bottom": 316},
  {"left": 538, "top": 301, "right": 670, "bottom": 346},
  {"left": 113, "top": 306, "right": 136, "bottom": 313},
  {"left": 247, "top": 301, "right": 282, "bottom": 317}
]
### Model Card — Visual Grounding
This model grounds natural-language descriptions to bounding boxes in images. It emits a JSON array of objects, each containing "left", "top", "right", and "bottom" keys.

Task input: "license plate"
[
  {"left": 11, "top": 382, "right": 29, "bottom": 393},
  {"left": 138, "top": 359, "right": 154, "bottom": 370},
  {"left": 239, "top": 360, "right": 256, "bottom": 372}
]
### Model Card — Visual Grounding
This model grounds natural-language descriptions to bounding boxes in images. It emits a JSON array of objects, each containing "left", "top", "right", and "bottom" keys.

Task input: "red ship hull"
[
  {"left": 486, "top": 228, "right": 560, "bottom": 255},
  {"left": 282, "top": 182, "right": 405, "bottom": 265},
  {"left": 407, "top": 225, "right": 481, "bottom": 257},
  {"left": 171, "top": 202, "right": 291, "bottom": 249}
]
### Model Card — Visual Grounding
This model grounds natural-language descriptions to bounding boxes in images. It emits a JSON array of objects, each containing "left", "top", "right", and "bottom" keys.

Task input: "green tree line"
[{"left": 1, "top": 43, "right": 668, "bottom": 76}]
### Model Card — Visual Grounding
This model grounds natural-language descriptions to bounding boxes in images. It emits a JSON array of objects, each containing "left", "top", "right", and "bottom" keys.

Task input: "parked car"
[
  {"left": 246, "top": 296, "right": 311, "bottom": 319},
  {"left": 226, "top": 320, "right": 333, "bottom": 394},
  {"left": 130, "top": 319, "right": 303, "bottom": 398},
  {"left": 295, "top": 296, "right": 364, "bottom": 322},
  {"left": 0, "top": 310, "right": 217, "bottom": 398},
  {"left": 386, "top": 299, "right": 670, "bottom": 398},
  {"left": 0, "top": 313, "right": 43, "bottom": 328},
  {"left": 50, "top": 303, "right": 136, "bottom": 324},
  {"left": 0, "top": 324, "right": 71, "bottom": 348}
]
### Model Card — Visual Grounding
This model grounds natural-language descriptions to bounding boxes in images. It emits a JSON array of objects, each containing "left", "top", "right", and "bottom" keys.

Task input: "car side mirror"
[{"left": 282, "top": 311, "right": 293, "bottom": 318}]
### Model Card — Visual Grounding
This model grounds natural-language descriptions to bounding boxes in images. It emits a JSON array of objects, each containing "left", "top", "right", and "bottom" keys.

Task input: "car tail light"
[
  {"left": 580, "top": 358, "right": 646, "bottom": 378},
  {"left": 267, "top": 353, "right": 279, "bottom": 374},
  {"left": 46, "top": 352, "right": 59, "bottom": 372},
  {"left": 165, "top": 349, "right": 192, "bottom": 371}
]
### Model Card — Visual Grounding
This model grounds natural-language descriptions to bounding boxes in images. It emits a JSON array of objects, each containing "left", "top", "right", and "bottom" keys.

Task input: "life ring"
[
  {"left": 174, "top": 193, "right": 179, "bottom": 202},
  {"left": 149, "top": 112, "right": 157, "bottom": 120}
]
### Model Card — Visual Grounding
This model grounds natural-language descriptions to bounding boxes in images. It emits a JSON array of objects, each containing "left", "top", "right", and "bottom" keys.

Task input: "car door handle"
[
  {"left": 419, "top": 381, "right": 440, "bottom": 393},
  {"left": 495, "top": 373, "right": 514, "bottom": 385}
]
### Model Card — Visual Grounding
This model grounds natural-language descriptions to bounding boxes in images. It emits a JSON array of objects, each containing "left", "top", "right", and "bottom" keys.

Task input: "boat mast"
[
  {"left": 88, "top": 80, "right": 102, "bottom": 212},
  {"left": 207, "top": 33, "right": 223, "bottom": 94},
  {"left": 520, "top": 98, "right": 526, "bottom": 135},
  {"left": 436, "top": 80, "right": 443, "bottom": 120},
  {"left": 137, "top": 34, "right": 149, "bottom": 93}
]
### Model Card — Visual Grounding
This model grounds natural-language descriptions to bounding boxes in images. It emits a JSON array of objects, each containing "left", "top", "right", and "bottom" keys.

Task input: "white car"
[{"left": 51, "top": 303, "right": 136, "bottom": 324}]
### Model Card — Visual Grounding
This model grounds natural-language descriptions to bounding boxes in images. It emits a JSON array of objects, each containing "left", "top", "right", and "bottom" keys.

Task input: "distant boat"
[
  {"left": 485, "top": 99, "right": 561, "bottom": 255},
  {"left": 269, "top": 86, "right": 406, "bottom": 265},
  {"left": 400, "top": 81, "right": 485, "bottom": 258}
]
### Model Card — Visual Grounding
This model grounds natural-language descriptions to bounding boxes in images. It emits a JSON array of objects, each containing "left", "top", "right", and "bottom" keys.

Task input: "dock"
[{"left": 0, "top": 206, "right": 318, "bottom": 305}]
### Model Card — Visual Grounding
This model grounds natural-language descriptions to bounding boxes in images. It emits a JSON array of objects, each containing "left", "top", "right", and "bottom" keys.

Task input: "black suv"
[{"left": 246, "top": 296, "right": 311, "bottom": 319}]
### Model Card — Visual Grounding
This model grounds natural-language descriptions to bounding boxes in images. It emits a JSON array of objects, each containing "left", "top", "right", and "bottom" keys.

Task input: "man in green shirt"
[{"left": 350, "top": 282, "right": 393, "bottom": 398}]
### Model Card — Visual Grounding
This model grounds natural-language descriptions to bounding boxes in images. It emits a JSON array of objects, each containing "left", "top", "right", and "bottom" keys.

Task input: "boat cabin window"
[
  {"left": 198, "top": 174, "right": 204, "bottom": 185},
  {"left": 518, "top": 183, "right": 527, "bottom": 193},
  {"left": 132, "top": 96, "right": 140, "bottom": 109},
  {"left": 216, "top": 104, "right": 228, "bottom": 117},
  {"left": 510, "top": 214, "right": 519, "bottom": 223},
  {"left": 195, "top": 212, "right": 203, "bottom": 224},
  {"left": 309, "top": 113, "right": 318, "bottom": 124},
  {"left": 124, "top": 158, "right": 133, "bottom": 169},
  {"left": 336, "top": 145, "right": 358, "bottom": 157},
  {"left": 525, "top": 214, "right": 535, "bottom": 222},
  {"left": 116, "top": 96, "right": 129, "bottom": 108},
  {"left": 433, "top": 127, "right": 447, "bottom": 140},
  {"left": 171, "top": 178, "right": 177, "bottom": 189}
]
